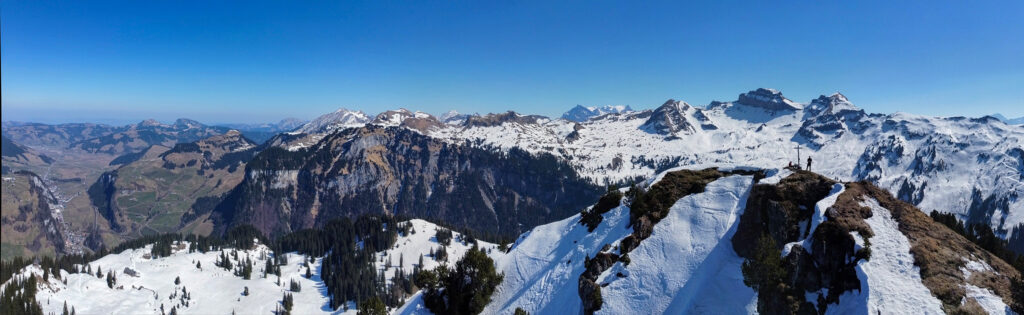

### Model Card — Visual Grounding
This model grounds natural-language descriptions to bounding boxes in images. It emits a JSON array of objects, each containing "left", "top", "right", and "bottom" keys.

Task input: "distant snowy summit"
[
  {"left": 991, "top": 113, "right": 1024, "bottom": 125},
  {"left": 561, "top": 104, "right": 634, "bottom": 122},
  {"left": 294, "top": 108, "right": 371, "bottom": 134}
]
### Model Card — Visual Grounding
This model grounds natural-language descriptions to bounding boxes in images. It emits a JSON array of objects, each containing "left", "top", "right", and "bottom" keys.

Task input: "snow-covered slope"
[
  {"left": 482, "top": 189, "right": 635, "bottom": 314},
  {"left": 28, "top": 243, "right": 333, "bottom": 315},
  {"left": 11, "top": 219, "right": 498, "bottom": 315}
]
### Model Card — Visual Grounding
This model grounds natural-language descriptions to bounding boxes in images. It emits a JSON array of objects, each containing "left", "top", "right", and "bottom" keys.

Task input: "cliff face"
[
  {"left": 212, "top": 125, "right": 603, "bottom": 238},
  {"left": 1, "top": 171, "right": 68, "bottom": 259}
]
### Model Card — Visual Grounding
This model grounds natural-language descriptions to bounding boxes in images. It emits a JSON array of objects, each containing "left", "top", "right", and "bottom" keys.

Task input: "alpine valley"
[{"left": 3, "top": 88, "right": 1023, "bottom": 314}]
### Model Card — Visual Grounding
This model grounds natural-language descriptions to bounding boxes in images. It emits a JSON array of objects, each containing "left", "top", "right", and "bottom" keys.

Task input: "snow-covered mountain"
[
  {"left": 562, "top": 105, "right": 634, "bottom": 122},
  {"left": 295, "top": 108, "right": 371, "bottom": 134}
]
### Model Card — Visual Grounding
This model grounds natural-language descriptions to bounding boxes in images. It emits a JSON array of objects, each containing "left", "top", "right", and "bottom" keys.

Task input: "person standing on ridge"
[{"left": 807, "top": 156, "right": 812, "bottom": 171}]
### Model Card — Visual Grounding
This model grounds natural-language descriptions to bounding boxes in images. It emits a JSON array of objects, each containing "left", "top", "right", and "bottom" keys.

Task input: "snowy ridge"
[
  {"left": 295, "top": 108, "right": 371, "bottom": 135},
  {"left": 827, "top": 197, "right": 946, "bottom": 314}
]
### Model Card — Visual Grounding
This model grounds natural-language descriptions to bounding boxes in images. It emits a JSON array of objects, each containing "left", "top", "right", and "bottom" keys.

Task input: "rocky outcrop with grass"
[{"left": 734, "top": 170, "right": 1023, "bottom": 314}]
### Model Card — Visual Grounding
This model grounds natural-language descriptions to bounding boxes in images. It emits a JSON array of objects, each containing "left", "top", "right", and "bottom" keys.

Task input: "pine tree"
[
  {"left": 305, "top": 267, "right": 312, "bottom": 279},
  {"left": 196, "top": 261, "right": 201, "bottom": 269},
  {"left": 106, "top": 271, "right": 115, "bottom": 288},
  {"left": 282, "top": 292, "right": 294, "bottom": 312},
  {"left": 62, "top": 301, "right": 69, "bottom": 315},
  {"left": 357, "top": 296, "right": 386, "bottom": 315},
  {"left": 174, "top": 276, "right": 181, "bottom": 285},
  {"left": 741, "top": 233, "right": 785, "bottom": 291}
]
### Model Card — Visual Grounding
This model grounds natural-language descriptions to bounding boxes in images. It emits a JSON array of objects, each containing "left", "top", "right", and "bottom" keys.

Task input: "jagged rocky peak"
[
  {"left": 806, "top": 92, "right": 860, "bottom": 116},
  {"left": 561, "top": 104, "right": 634, "bottom": 122},
  {"left": 736, "top": 88, "right": 802, "bottom": 111},
  {"left": 295, "top": 107, "right": 371, "bottom": 134},
  {"left": 639, "top": 99, "right": 697, "bottom": 135},
  {"left": 463, "top": 111, "right": 547, "bottom": 128}
]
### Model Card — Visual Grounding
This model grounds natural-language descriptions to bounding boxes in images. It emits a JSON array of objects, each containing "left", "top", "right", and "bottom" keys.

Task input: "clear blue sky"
[{"left": 2, "top": 1, "right": 1022, "bottom": 124}]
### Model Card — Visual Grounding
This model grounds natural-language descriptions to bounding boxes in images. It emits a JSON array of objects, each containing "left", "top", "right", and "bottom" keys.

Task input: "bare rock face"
[
  {"left": 212, "top": 125, "right": 602, "bottom": 238},
  {"left": 463, "top": 111, "right": 546, "bottom": 128}
]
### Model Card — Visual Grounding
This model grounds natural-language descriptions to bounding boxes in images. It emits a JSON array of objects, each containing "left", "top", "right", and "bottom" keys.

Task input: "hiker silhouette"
[{"left": 807, "top": 156, "right": 812, "bottom": 171}]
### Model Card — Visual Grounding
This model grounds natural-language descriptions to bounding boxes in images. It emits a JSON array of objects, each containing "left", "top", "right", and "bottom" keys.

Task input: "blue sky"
[{"left": 2, "top": 1, "right": 1022, "bottom": 124}]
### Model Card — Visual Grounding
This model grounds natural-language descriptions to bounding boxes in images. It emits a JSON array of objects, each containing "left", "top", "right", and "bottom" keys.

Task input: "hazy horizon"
[{"left": 2, "top": 88, "right": 1021, "bottom": 126}]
